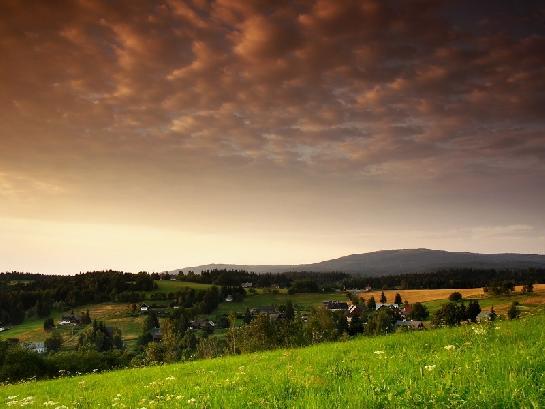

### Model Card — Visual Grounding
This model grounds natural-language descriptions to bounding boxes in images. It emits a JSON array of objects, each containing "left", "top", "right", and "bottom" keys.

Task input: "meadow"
[
  {"left": 212, "top": 291, "right": 348, "bottom": 316},
  {"left": 2, "top": 313, "right": 545, "bottom": 408}
]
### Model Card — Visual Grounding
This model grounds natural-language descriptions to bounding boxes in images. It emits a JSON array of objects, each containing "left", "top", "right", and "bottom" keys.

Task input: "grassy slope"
[{"left": 3, "top": 314, "right": 545, "bottom": 408}]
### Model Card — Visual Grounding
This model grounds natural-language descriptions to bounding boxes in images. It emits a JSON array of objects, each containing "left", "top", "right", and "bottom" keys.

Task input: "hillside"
[
  {"left": 2, "top": 314, "right": 545, "bottom": 408},
  {"left": 173, "top": 248, "right": 545, "bottom": 275}
]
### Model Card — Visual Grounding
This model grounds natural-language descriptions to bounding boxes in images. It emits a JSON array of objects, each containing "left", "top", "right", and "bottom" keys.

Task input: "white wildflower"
[
  {"left": 7, "top": 396, "right": 18, "bottom": 400},
  {"left": 165, "top": 376, "right": 176, "bottom": 381},
  {"left": 373, "top": 350, "right": 385, "bottom": 355},
  {"left": 444, "top": 345, "right": 456, "bottom": 351},
  {"left": 424, "top": 365, "right": 436, "bottom": 371},
  {"left": 188, "top": 398, "right": 196, "bottom": 404}
]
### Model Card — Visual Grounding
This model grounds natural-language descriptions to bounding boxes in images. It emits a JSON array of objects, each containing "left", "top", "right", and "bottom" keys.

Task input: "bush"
[
  {"left": 44, "top": 332, "right": 63, "bottom": 353},
  {"left": 448, "top": 292, "right": 463, "bottom": 302},
  {"left": 409, "top": 302, "right": 429, "bottom": 320}
]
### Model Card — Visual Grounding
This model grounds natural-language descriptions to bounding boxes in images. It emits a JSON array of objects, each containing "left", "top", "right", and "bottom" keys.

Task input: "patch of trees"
[
  {"left": 432, "top": 300, "right": 482, "bottom": 326},
  {"left": 0, "top": 340, "right": 134, "bottom": 383},
  {"left": 175, "top": 269, "right": 348, "bottom": 289},
  {"left": 0, "top": 271, "right": 156, "bottom": 325},
  {"left": 78, "top": 320, "right": 124, "bottom": 352}
]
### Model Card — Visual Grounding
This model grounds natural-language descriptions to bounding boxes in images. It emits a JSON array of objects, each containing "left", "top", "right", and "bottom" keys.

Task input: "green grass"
[
  {"left": 423, "top": 292, "right": 540, "bottom": 315},
  {"left": 154, "top": 280, "right": 214, "bottom": 292},
  {"left": 2, "top": 314, "right": 545, "bottom": 408},
  {"left": 0, "top": 303, "right": 142, "bottom": 345},
  {"left": 213, "top": 292, "right": 348, "bottom": 316}
]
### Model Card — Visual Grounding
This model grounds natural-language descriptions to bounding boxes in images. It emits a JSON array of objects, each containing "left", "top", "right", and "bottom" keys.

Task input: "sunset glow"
[{"left": 1, "top": 0, "right": 544, "bottom": 273}]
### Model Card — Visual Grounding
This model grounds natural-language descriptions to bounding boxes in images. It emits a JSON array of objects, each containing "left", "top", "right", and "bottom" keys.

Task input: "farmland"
[
  {"left": 4, "top": 282, "right": 545, "bottom": 346},
  {"left": 2, "top": 312, "right": 545, "bottom": 408}
]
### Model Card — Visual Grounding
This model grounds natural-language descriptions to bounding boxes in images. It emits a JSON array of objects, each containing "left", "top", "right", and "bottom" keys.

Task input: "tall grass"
[{"left": 2, "top": 314, "right": 545, "bottom": 408}]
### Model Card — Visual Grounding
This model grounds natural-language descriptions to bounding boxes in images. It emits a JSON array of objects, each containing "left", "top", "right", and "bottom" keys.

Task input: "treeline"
[
  {"left": 175, "top": 268, "right": 545, "bottom": 292},
  {"left": 0, "top": 271, "right": 156, "bottom": 325},
  {"left": 175, "top": 269, "right": 349, "bottom": 292},
  {"left": 341, "top": 268, "right": 545, "bottom": 290}
]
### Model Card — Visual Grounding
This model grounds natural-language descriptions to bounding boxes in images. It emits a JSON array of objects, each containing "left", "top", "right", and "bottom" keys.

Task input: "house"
[
  {"left": 59, "top": 314, "right": 80, "bottom": 326},
  {"left": 395, "top": 320, "right": 424, "bottom": 330},
  {"left": 189, "top": 320, "right": 216, "bottom": 330},
  {"left": 25, "top": 342, "right": 47, "bottom": 354},
  {"left": 346, "top": 289, "right": 364, "bottom": 294},
  {"left": 225, "top": 295, "right": 233, "bottom": 302},
  {"left": 250, "top": 306, "right": 277, "bottom": 315},
  {"left": 348, "top": 304, "right": 362, "bottom": 316},
  {"left": 400, "top": 304, "right": 413, "bottom": 316},
  {"left": 323, "top": 301, "right": 349, "bottom": 312},
  {"left": 375, "top": 303, "right": 400, "bottom": 311},
  {"left": 241, "top": 282, "right": 253, "bottom": 288},
  {"left": 476, "top": 311, "right": 496, "bottom": 322},
  {"left": 140, "top": 303, "right": 149, "bottom": 313}
]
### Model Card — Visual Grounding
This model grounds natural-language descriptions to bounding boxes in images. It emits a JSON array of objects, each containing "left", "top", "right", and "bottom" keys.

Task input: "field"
[
  {"left": 358, "top": 288, "right": 485, "bottom": 304},
  {"left": 360, "top": 284, "right": 545, "bottom": 315},
  {"left": 0, "top": 303, "right": 139, "bottom": 344},
  {"left": 212, "top": 291, "right": 348, "bottom": 316},
  {"left": 154, "top": 280, "right": 214, "bottom": 292},
  {"left": 2, "top": 313, "right": 545, "bottom": 408},
  {"left": 4, "top": 283, "right": 545, "bottom": 346}
]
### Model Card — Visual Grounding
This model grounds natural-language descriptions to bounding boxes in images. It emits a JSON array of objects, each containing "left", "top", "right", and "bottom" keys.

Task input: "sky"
[{"left": 1, "top": 0, "right": 545, "bottom": 274}]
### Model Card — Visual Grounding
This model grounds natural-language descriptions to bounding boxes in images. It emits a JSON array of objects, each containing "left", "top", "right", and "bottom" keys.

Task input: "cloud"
[{"left": 0, "top": 0, "right": 544, "bottom": 250}]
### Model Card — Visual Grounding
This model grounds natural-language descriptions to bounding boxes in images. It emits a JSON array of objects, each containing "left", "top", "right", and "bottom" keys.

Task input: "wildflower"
[
  {"left": 44, "top": 402, "right": 58, "bottom": 407},
  {"left": 165, "top": 375, "right": 176, "bottom": 381},
  {"left": 188, "top": 398, "right": 197, "bottom": 404},
  {"left": 373, "top": 350, "right": 385, "bottom": 355},
  {"left": 7, "top": 396, "right": 17, "bottom": 400},
  {"left": 494, "top": 326, "right": 500, "bottom": 330},
  {"left": 444, "top": 345, "right": 456, "bottom": 351},
  {"left": 424, "top": 365, "right": 436, "bottom": 371}
]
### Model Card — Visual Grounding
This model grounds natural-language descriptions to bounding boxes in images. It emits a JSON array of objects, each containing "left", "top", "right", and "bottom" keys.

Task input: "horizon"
[
  {"left": 4, "top": 247, "right": 545, "bottom": 275},
  {"left": 1, "top": 0, "right": 544, "bottom": 274}
]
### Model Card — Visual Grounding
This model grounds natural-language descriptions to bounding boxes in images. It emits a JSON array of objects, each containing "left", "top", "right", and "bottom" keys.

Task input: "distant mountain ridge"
[{"left": 170, "top": 248, "right": 545, "bottom": 276}]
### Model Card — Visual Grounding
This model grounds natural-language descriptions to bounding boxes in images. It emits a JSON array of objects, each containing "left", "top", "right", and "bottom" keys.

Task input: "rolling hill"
[
  {"left": 2, "top": 313, "right": 544, "bottom": 408},
  {"left": 172, "top": 248, "right": 545, "bottom": 275}
]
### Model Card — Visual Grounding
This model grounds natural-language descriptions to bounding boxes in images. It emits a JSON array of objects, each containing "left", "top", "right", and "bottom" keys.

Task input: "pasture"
[{"left": 2, "top": 312, "right": 545, "bottom": 408}]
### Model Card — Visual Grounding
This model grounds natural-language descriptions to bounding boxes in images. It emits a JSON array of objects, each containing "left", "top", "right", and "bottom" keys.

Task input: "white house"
[
  {"left": 375, "top": 303, "right": 400, "bottom": 310},
  {"left": 25, "top": 342, "right": 47, "bottom": 354}
]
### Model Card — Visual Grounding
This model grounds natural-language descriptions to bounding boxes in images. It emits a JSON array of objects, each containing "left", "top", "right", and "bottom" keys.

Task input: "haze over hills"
[{"left": 172, "top": 249, "right": 545, "bottom": 276}]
